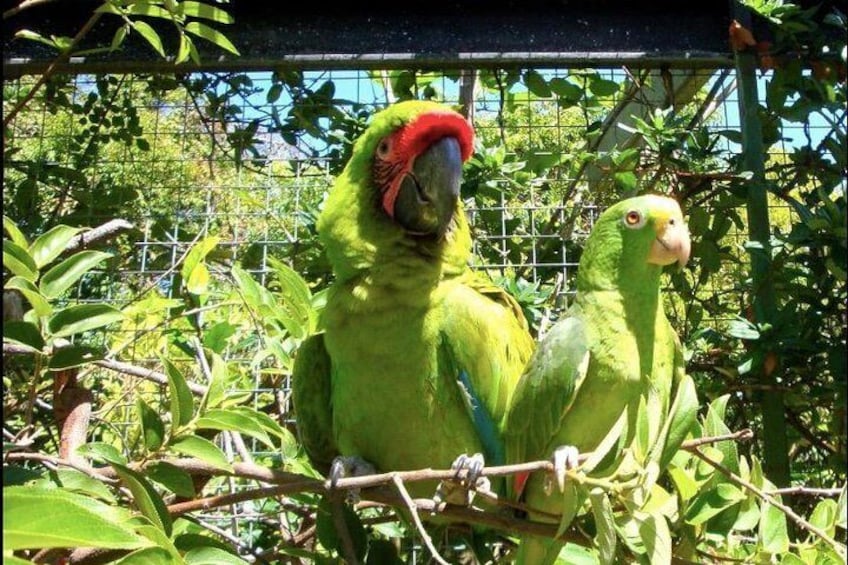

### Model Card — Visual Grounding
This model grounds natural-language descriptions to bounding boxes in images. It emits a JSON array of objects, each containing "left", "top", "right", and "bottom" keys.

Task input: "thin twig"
[
  {"left": 94, "top": 358, "right": 207, "bottom": 396},
  {"left": 4, "top": 451, "right": 118, "bottom": 484},
  {"left": 767, "top": 486, "right": 843, "bottom": 497},
  {"left": 391, "top": 474, "right": 449, "bottom": 565},
  {"left": 691, "top": 447, "right": 846, "bottom": 558},
  {"left": 4, "top": 0, "right": 59, "bottom": 19},
  {"left": 63, "top": 219, "right": 135, "bottom": 255}
]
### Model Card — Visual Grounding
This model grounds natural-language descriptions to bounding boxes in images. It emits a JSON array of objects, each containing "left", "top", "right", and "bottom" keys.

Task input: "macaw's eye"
[
  {"left": 624, "top": 209, "right": 645, "bottom": 228},
  {"left": 376, "top": 138, "right": 392, "bottom": 160}
]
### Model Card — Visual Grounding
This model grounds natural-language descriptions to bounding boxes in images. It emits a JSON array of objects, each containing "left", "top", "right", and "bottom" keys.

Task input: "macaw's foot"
[
  {"left": 432, "top": 452, "right": 491, "bottom": 508},
  {"left": 329, "top": 455, "right": 377, "bottom": 504},
  {"left": 544, "top": 445, "right": 580, "bottom": 495}
]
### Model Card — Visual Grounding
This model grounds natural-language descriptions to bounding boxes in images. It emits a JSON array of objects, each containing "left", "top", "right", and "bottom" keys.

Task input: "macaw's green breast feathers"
[
  {"left": 317, "top": 100, "right": 475, "bottom": 282},
  {"left": 577, "top": 194, "right": 691, "bottom": 293}
]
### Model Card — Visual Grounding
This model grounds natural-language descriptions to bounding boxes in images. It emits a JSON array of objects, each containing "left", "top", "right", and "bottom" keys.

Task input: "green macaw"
[
  {"left": 504, "top": 194, "right": 692, "bottom": 564},
  {"left": 291, "top": 100, "right": 534, "bottom": 501}
]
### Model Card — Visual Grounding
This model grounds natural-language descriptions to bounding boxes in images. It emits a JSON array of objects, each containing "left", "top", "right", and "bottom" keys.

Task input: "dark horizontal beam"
[{"left": 3, "top": 2, "right": 737, "bottom": 77}]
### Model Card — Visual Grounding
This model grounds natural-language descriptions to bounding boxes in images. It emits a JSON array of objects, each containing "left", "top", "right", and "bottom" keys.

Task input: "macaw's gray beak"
[{"left": 394, "top": 136, "right": 463, "bottom": 238}]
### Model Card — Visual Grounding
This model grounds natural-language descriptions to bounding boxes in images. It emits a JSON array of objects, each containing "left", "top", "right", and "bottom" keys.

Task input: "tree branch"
[
  {"left": 391, "top": 474, "right": 449, "bottom": 565},
  {"left": 691, "top": 447, "right": 846, "bottom": 558}
]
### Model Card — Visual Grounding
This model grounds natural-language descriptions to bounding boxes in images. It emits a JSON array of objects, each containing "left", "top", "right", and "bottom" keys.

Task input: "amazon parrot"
[
  {"left": 291, "top": 100, "right": 534, "bottom": 503},
  {"left": 504, "top": 194, "right": 692, "bottom": 564}
]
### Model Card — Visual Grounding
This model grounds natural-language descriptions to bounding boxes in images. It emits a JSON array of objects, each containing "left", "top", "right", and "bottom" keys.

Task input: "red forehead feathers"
[{"left": 394, "top": 110, "right": 474, "bottom": 162}]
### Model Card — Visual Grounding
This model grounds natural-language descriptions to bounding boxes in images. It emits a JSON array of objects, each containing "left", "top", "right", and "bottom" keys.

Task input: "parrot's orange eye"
[
  {"left": 376, "top": 138, "right": 392, "bottom": 160},
  {"left": 624, "top": 210, "right": 645, "bottom": 228}
]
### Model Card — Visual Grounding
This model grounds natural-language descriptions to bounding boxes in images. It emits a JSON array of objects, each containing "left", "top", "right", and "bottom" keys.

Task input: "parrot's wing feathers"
[
  {"left": 465, "top": 273, "right": 530, "bottom": 332},
  {"left": 439, "top": 273, "right": 535, "bottom": 466},
  {"left": 505, "top": 311, "right": 591, "bottom": 468},
  {"left": 290, "top": 333, "right": 338, "bottom": 475}
]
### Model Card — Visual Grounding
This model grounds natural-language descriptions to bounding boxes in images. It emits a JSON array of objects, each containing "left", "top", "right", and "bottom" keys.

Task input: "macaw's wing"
[
  {"left": 290, "top": 333, "right": 338, "bottom": 476},
  {"left": 505, "top": 310, "right": 591, "bottom": 494},
  {"left": 439, "top": 273, "right": 535, "bottom": 467}
]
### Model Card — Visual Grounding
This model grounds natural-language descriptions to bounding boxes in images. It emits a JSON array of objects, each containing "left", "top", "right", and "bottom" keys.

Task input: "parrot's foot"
[
  {"left": 329, "top": 455, "right": 377, "bottom": 504},
  {"left": 544, "top": 445, "right": 581, "bottom": 495},
  {"left": 432, "top": 452, "right": 490, "bottom": 508}
]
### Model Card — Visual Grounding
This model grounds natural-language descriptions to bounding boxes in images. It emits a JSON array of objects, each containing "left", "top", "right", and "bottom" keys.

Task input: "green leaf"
[
  {"left": 636, "top": 512, "right": 671, "bottom": 565},
  {"left": 3, "top": 240, "right": 37, "bottom": 282},
  {"left": 134, "top": 523, "right": 182, "bottom": 562},
  {"left": 225, "top": 406, "right": 289, "bottom": 442},
  {"left": 727, "top": 317, "right": 760, "bottom": 340},
  {"left": 146, "top": 461, "right": 196, "bottom": 498},
  {"left": 267, "top": 83, "right": 283, "bottom": 104},
  {"left": 111, "top": 463, "right": 172, "bottom": 537},
  {"left": 169, "top": 435, "right": 232, "bottom": 472},
  {"left": 589, "top": 77, "right": 620, "bottom": 97},
  {"left": 195, "top": 408, "right": 275, "bottom": 449},
  {"left": 186, "top": 263, "right": 210, "bottom": 295},
  {"left": 39, "top": 251, "right": 111, "bottom": 299},
  {"left": 555, "top": 543, "right": 600, "bottom": 565},
  {"left": 668, "top": 466, "right": 699, "bottom": 503},
  {"left": 111, "top": 24, "right": 129, "bottom": 50},
  {"left": 48, "top": 304, "right": 124, "bottom": 337},
  {"left": 589, "top": 489, "right": 616, "bottom": 565},
  {"left": 549, "top": 77, "right": 583, "bottom": 102},
  {"left": 837, "top": 483, "right": 847, "bottom": 529},
  {"left": 5, "top": 276, "right": 52, "bottom": 317},
  {"left": 181, "top": 1, "right": 235, "bottom": 24},
  {"left": 685, "top": 483, "right": 745, "bottom": 525},
  {"left": 131, "top": 20, "right": 166, "bottom": 57},
  {"left": 613, "top": 171, "right": 638, "bottom": 192},
  {"left": 48, "top": 345, "right": 103, "bottom": 370},
  {"left": 126, "top": 3, "right": 171, "bottom": 19},
  {"left": 13, "top": 29, "right": 58, "bottom": 49},
  {"left": 200, "top": 351, "right": 230, "bottom": 410},
  {"left": 176, "top": 33, "right": 192, "bottom": 64},
  {"left": 28, "top": 225, "right": 83, "bottom": 268},
  {"left": 136, "top": 397, "right": 165, "bottom": 451},
  {"left": 162, "top": 358, "right": 196, "bottom": 432},
  {"left": 202, "top": 321, "right": 236, "bottom": 353},
  {"left": 3, "top": 215, "right": 30, "bottom": 248},
  {"left": 185, "top": 547, "right": 250, "bottom": 564},
  {"left": 76, "top": 442, "right": 127, "bottom": 465},
  {"left": 112, "top": 547, "right": 174, "bottom": 565},
  {"left": 268, "top": 257, "right": 315, "bottom": 337},
  {"left": 3, "top": 321, "right": 45, "bottom": 351},
  {"left": 2, "top": 486, "right": 148, "bottom": 550},
  {"left": 659, "top": 373, "right": 699, "bottom": 469},
  {"left": 759, "top": 499, "right": 789, "bottom": 554},
  {"left": 524, "top": 69, "right": 552, "bottom": 98},
  {"left": 184, "top": 21, "right": 240, "bottom": 55},
  {"left": 809, "top": 498, "right": 837, "bottom": 538},
  {"left": 181, "top": 236, "right": 219, "bottom": 295},
  {"left": 52, "top": 468, "right": 116, "bottom": 504}
]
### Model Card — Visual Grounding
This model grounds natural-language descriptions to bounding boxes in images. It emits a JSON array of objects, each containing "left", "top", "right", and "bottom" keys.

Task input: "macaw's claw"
[
  {"left": 545, "top": 445, "right": 580, "bottom": 495},
  {"left": 432, "top": 452, "right": 490, "bottom": 509},
  {"left": 329, "top": 455, "right": 377, "bottom": 504}
]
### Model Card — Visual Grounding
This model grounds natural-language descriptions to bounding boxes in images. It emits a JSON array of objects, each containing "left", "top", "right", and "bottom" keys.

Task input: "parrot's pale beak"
[
  {"left": 394, "top": 136, "right": 463, "bottom": 237},
  {"left": 648, "top": 216, "right": 691, "bottom": 269}
]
